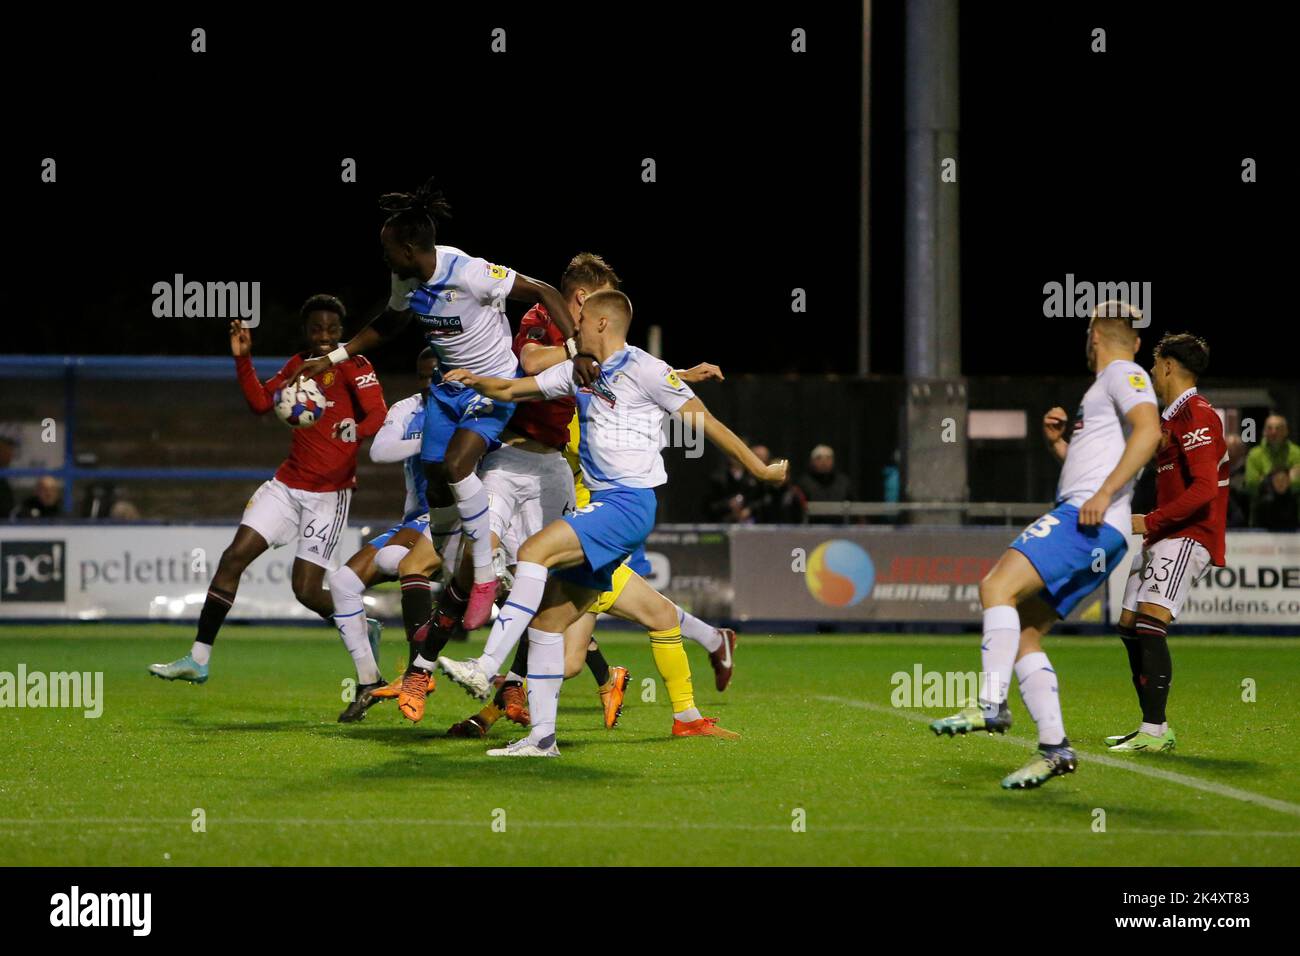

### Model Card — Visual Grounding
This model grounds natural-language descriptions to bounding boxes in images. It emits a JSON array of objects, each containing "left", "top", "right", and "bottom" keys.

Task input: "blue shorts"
[
  {"left": 1010, "top": 502, "right": 1128, "bottom": 617},
  {"left": 555, "top": 487, "right": 658, "bottom": 592},
  {"left": 367, "top": 512, "right": 430, "bottom": 550},
  {"left": 627, "top": 544, "right": 652, "bottom": 577},
  {"left": 420, "top": 382, "right": 516, "bottom": 463}
]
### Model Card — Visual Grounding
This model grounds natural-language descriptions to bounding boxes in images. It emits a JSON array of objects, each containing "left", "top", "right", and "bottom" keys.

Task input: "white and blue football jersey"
[
  {"left": 1056, "top": 358, "right": 1158, "bottom": 534},
  {"left": 370, "top": 393, "right": 429, "bottom": 518},
  {"left": 388, "top": 246, "right": 519, "bottom": 380},
  {"left": 534, "top": 346, "right": 695, "bottom": 492}
]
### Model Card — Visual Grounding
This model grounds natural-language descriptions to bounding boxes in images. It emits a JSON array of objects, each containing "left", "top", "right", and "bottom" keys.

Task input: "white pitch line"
[
  {"left": 818, "top": 695, "right": 1300, "bottom": 818},
  {"left": 0, "top": 818, "right": 1295, "bottom": 839}
]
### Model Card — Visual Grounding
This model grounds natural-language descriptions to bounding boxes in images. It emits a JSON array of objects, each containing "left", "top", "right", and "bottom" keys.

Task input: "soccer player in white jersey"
[
  {"left": 296, "top": 180, "right": 601, "bottom": 642},
  {"left": 436, "top": 289, "right": 787, "bottom": 756},
  {"left": 931, "top": 302, "right": 1161, "bottom": 788},
  {"left": 333, "top": 349, "right": 439, "bottom": 723}
]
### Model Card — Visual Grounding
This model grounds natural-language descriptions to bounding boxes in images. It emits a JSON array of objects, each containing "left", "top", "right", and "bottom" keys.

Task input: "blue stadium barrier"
[{"left": 0, "top": 355, "right": 285, "bottom": 514}]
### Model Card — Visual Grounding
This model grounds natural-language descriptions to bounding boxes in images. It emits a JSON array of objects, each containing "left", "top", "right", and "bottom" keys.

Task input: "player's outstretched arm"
[
  {"left": 677, "top": 362, "right": 725, "bottom": 384},
  {"left": 1078, "top": 402, "right": 1162, "bottom": 525},
  {"left": 230, "top": 320, "right": 277, "bottom": 415},
  {"left": 518, "top": 342, "right": 569, "bottom": 376},
  {"left": 509, "top": 276, "right": 599, "bottom": 385},
  {"left": 509, "top": 275, "right": 575, "bottom": 337},
  {"left": 442, "top": 368, "right": 545, "bottom": 403},
  {"left": 677, "top": 396, "right": 787, "bottom": 484},
  {"left": 295, "top": 307, "right": 413, "bottom": 383},
  {"left": 370, "top": 415, "right": 421, "bottom": 463}
]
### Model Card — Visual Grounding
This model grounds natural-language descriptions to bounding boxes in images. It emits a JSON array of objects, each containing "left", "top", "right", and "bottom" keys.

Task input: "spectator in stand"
[
  {"left": 0, "top": 434, "right": 16, "bottom": 519},
  {"left": 17, "top": 475, "right": 63, "bottom": 519},
  {"left": 109, "top": 500, "right": 142, "bottom": 521},
  {"left": 704, "top": 438, "right": 761, "bottom": 523},
  {"left": 1250, "top": 466, "right": 1299, "bottom": 531},
  {"left": 750, "top": 443, "right": 807, "bottom": 523},
  {"left": 797, "top": 444, "right": 855, "bottom": 524},
  {"left": 1224, "top": 433, "right": 1249, "bottom": 528},
  {"left": 1246, "top": 414, "right": 1300, "bottom": 503}
]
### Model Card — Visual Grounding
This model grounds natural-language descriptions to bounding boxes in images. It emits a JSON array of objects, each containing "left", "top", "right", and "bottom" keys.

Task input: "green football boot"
[
  {"left": 147, "top": 654, "right": 209, "bottom": 684},
  {"left": 1001, "top": 743, "right": 1077, "bottom": 789},
  {"left": 1105, "top": 728, "right": 1176, "bottom": 752},
  {"left": 930, "top": 702, "right": 1012, "bottom": 737}
]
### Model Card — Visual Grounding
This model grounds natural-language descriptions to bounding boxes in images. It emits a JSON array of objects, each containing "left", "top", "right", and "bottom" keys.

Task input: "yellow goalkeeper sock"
[{"left": 648, "top": 625, "right": 695, "bottom": 713}]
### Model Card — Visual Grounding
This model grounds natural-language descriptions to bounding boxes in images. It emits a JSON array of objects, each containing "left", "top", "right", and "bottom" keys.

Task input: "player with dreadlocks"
[{"left": 296, "top": 178, "right": 600, "bottom": 693}]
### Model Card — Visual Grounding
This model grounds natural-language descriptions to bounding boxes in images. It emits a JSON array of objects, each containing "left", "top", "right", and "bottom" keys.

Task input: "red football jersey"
[
  {"left": 1143, "top": 388, "right": 1228, "bottom": 565},
  {"left": 505, "top": 304, "right": 575, "bottom": 449},
  {"left": 235, "top": 352, "right": 388, "bottom": 492}
]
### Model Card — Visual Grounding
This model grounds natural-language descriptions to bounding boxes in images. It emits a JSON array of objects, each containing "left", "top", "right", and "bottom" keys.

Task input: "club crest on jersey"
[{"left": 322, "top": 371, "right": 336, "bottom": 387}]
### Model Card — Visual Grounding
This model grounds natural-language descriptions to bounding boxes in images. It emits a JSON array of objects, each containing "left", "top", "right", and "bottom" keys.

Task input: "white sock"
[
  {"left": 1140, "top": 721, "right": 1168, "bottom": 737},
  {"left": 1015, "top": 651, "right": 1065, "bottom": 746},
  {"left": 674, "top": 706, "right": 703, "bottom": 722},
  {"left": 505, "top": 671, "right": 524, "bottom": 684},
  {"left": 450, "top": 474, "right": 494, "bottom": 584},
  {"left": 524, "top": 627, "right": 564, "bottom": 741},
  {"left": 979, "top": 605, "right": 1020, "bottom": 717},
  {"left": 190, "top": 641, "right": 212, "bottom": 665},
  {"left": 374, "top": 544, "right": 409, "bottom": 577},
  {"left": 677, "top": 607, "right": 722, "bottom": 652},
  {"left": 476, "top": 561, "right": 547, "bottom": 675},
  {"left": 329, "top": 567, "right": 380, "bottom": 684}
]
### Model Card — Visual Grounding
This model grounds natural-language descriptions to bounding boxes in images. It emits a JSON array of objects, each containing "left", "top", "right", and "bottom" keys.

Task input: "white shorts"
[
  {"left": 481, "top": 444, "right": 575, "bottom": 562},
  {"left": 1121, "top": 536, "right": 1212, "bottom": 620},
  {"left": 240, "top": 479, "right": 352, "bottom": 570}
]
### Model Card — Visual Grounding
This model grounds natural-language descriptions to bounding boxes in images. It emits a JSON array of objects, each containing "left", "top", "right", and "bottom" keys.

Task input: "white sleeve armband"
[{"left": 327, "top": 345, "right": 349, "bottom": 366}]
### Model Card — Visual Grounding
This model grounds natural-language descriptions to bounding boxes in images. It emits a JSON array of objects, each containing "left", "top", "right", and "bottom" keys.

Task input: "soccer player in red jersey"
[
  {"left": 148, "top": 295, "right": 388, "bottom": 684},
  {"left": 1111, "top": 332, "right": 1227, "bottom": 752}
]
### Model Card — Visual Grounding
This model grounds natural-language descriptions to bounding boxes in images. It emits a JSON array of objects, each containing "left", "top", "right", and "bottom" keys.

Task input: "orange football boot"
[
  {"left": 672, "top": 715, "right": 740, "bottom": 740},
  {"left": 499, "top": 681, "right": 530, "bottom": 726},
  {"left": 369, "top": 675, "right": 402, "bottom": 700},
  {"left": 397, "top": 669, "right": 435, "bottom": 723},
  {"left": 599, "top": 666, "right": 631, "bottom": 729}
]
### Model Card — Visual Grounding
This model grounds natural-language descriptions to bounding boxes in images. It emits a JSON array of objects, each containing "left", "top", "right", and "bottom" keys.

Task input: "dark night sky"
[{"left": 11, "top": 5, "right": 1281, "bottom": 380}]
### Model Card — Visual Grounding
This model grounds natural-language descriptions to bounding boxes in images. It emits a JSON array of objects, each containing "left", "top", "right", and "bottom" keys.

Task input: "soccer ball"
[{"left": 273, "top": 379, "right": 327, "bottom": 428}]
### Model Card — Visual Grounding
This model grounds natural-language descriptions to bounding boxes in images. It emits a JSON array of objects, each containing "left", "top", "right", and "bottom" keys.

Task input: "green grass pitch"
[{"left": 1, "top": 625, "right": 1297, "bottom": 866}]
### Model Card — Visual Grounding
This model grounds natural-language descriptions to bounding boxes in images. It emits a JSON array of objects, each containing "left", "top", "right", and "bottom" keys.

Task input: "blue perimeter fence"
[{"left": 0, "top": 356, "right": 286, "bottom": 514}]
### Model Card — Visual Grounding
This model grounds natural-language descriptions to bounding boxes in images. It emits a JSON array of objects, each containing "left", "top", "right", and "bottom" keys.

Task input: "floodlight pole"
[
  {"left": 858, "top": 0, "right": 872, "bottom": 376},
  {"left": 902, "top": 0, "right": 966, "bottom": 520}
]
